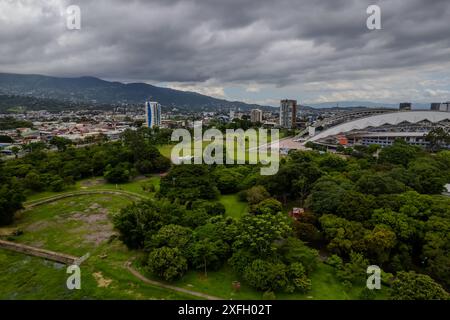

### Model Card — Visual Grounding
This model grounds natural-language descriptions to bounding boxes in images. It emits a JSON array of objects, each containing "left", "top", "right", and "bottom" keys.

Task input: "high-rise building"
[
  {"left": 229, "top": 109, "right": 235, "bottom": 121},
  {"left": 280, "top": 99, "right": 297, "bottom": 128},
  {"left": 145, "top": 101, "right": 161, "bottom": 127},
  {"left": 399, "top": 102, "right": 412, "bottom": 111},
  {"left": 431, "top": 102, "right": 450, "bottom": 112},
  {"left": 250, "top": 109, "right": 263, "bottom": 123},
  {"left": 441, "top": 102, "right": 450, "bottom": 112},
  {"left": 431, "top": 103, "right": 441, "bottom": 111}
]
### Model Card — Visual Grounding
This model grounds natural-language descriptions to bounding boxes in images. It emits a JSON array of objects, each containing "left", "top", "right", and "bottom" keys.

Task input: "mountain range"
[
  {"left": 0, "top": 73, "right": 435, "bottom": 112},
  {"left": 0, "top": 73, "right": 267, "bottom": 111}
]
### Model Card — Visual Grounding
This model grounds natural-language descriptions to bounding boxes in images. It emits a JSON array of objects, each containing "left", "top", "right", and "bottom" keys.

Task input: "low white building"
[{"left": 444, "top": 184, "right": 450, "bottom": 196}]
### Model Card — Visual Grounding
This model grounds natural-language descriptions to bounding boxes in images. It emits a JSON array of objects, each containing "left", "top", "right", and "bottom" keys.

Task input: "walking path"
[
  {"left": 125, "top": 262, "right": 222, "bottom": 300},
  {"left": 8, "top": 189, "right": 222, "bottom": 299},
  {"left": 23, "top": 189, "right": 147, "bottom": 209}
]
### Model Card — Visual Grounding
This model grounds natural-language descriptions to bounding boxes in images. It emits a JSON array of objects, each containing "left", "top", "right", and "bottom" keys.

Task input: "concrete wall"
[{"left": 0, "top": 240, "right": 77, "bottom": 265}]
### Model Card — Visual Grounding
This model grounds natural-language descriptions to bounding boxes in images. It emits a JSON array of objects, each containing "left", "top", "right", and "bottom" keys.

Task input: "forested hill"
[{"left": 0, "top": 73, "right": 266, "bottom": 111}]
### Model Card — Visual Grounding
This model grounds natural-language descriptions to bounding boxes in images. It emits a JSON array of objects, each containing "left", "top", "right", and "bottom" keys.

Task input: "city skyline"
[{"left": 0, "top": 0, "right": 449, "bottom": 106}]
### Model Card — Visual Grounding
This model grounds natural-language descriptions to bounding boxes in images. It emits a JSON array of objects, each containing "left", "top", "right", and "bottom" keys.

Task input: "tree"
[
  {"left": 103, "top": 163, "right": 130, "bottom": 183},
  {"left": 335, "top": 252, "right": 370, "bottom": 286},
  {"left": 263, "top": 159, "right": 322, "bottom": 205},
  {"left": 214, "top": 168, "right": 244, "bottom": 194},
  {"left": 389, "top": 271, "right": 449, "bottom": 300},
  {"left": 22, "top": 141, "right": 47, "bottom": 153},
  {"left": 235, "top": 213, "right": 292, "bottom": 256},
  {"left": 50, "top": 136, "right": 72, "bottom": 152},
  {"left": 11, "top": 146, "right": 20, "bottom": 159},
  {"left": 293, "top": 221, "right": 321, "bottom": 243},
  {"left": 379, "top": 140, "right": 420, "bottom": 167},
  {"left": 149, "top": 224, "right": 192, "bottom": 250},
  {"left": 245, "top": 185, "right": 270, "bottom": 205},
  {"left": 275, "top": 237, "right": 319, "bottom": 273},
  {"left": 194, "top": 215, "right": 239, "bottom": 244},
  {"left": 250, "top": 198, "right": 283, "bottom": 215},
  {"left": 407, "top": 161, "right": 446, "bottom": 194},
  {"left": 0, "top": 183, "right": 24, "bottom": 226},
  {"left": 188, "top": 239, "right": 228, "bottom": 276},
  {"left": 23, "top": 170, "right": 44, "bottom": 191},
  {"left": 356, "top": 172, "right": 406, "bottom": 195},
  {"left": 0, "top": 135, "right": 13, "bottom": 143},
  {"left": 293, "top": 177, "right": 309, "bottom": 207},
  {"left": 336, "top": 190, "right": 375, "bottom": 221},
  {"left": 422, "top": 216, "right": 450, "bottom": 289},
  {"left": 146, "top": 247, "right": 188, "bottom": 281},
  {"left": 364, "top": 225, "right": 397, "bottom": 264},
  {"left": 113, "top": 200, "right": 184, "bottom": 249},
  {"left": 318, "top": 154, "right": 347, "bottom": 172},
  {"left": 425, "top": 127, "right": 450, "bottom": 152},
  {"left": 371, "top": 209, "right": 419, "bottom": 241},
  {"left": 287, "top": 262, "right": 312, "bottom": 293},
  {"left": 243, "top": 259, "right": 289, "bottom": 291},
  {"left": 306, "top": 176, "right": 349, "bottom": 216},
  {"left": 191, "top": 200, "right": 226, "bottom": 216},
  {"left": 181, "top": 208, "right": 213, "bottom": 229},
  {"left": 319, "top": 214, "right": 368, "bottom": 257},
  {"left": 229, "top": 249, "right": 257, "bottom": 274},
  {"left": 160, "top": 165, "right": 219, "bottom": 203},
  {"left": 49, "top": 177, "right": 65, "bottom": 192}
]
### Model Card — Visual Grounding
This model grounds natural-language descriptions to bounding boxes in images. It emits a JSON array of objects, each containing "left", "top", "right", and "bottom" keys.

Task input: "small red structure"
[
  {"left": 289, "top": 207, "right": 304, "bottom": 220},
  {"left": 232, "top": 281, "right": 241, "bottom": 292},
  {"left": 338, "top": 135, "right": 348, "bottom": 145}
]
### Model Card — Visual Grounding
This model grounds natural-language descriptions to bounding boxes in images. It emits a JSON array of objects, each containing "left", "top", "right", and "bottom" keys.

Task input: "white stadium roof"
[{"left": 308, "top": 111, "right": 450, "bottom": 142}]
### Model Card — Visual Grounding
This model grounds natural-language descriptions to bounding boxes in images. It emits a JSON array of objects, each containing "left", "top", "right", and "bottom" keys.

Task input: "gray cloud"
[{"left": 0, "top": 0, "right": 449, "bottom": 103}]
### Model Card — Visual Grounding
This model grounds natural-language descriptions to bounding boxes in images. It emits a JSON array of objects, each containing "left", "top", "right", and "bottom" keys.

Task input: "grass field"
[
  {"left": 0, "top": 178, "right": 383, "bottom": 300},
  {"left": 0, "top": 193, "right": 195, "bottom": 300},
  {"left": 25, "top": 176, "right": 160, "bottom": 202},
  {"left": 219, "top": 194, "right": 248, "bottom": 219},
  {"left": 138, "top": 258, "right": 382, "bottom": 300},
  {"left": 158, "top": 134, "right": 281, "bottom": 164}
]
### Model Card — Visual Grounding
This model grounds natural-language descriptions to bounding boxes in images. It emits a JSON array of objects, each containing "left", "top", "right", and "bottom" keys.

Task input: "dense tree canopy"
[
  {"left": 159, "top": 165, "right": 219, "bottom": 203},
  {"left": 1, "top": 128, "right": 171, "bottom": 202},
  {"left": 389, "top": 271, "right": 449, "bottom": 300}
]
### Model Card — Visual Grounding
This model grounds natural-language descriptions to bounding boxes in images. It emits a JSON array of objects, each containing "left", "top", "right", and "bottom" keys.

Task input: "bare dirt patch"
[
  {"left": 24, "top": 221, "right": 51, "bottom": 232},
  {"left": 70, "top": 212, "right": 108, "bottom": 224},
  {"left": 67, "top": 205, "right": 115, "bottom": 246},
  {"left": 81, "top": 178, "right": 106, "bottom": 187},
  {"left": 93, "top": 271, "right": 113, "bottom": 288}
]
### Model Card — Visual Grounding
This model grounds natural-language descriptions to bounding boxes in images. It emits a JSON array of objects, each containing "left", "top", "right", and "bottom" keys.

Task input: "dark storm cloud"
[{"left": 0, "top": 0, "right": 449, "bottom": 95}]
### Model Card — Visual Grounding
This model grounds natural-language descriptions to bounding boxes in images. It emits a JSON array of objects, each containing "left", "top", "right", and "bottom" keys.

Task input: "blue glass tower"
[{"left": 145, "top": 101, "right": 161, "bottom": 127}]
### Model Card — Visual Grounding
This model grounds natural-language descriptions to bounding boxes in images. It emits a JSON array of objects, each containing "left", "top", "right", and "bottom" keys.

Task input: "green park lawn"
[
  {"left": 157, "top": 137, "right": 278, "bottom": 164},
  {"left": 0, "top": 178, "right": 383, "bottom": 300},
  {"left": 25, "top": 175, "right": 160, "bottom": 203},
  {"left": 219, "top": 194, "right": 248, "bottom": 219},
  {"left": 0, "top": 193, "right": 193, "bottom": 299},
  {"left": 158, "top": 144, "right": 175, "bottom": 159}
]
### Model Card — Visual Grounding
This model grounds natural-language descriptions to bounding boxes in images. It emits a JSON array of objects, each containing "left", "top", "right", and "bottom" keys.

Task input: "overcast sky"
[{"left": 1, "top": 0, "right": 449, "bottom": 106}]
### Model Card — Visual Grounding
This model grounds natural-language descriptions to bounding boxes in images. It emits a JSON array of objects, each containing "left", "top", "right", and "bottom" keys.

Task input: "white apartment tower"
[{"left": 250, "top": 109, "right": 263, "bottom": 123}]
